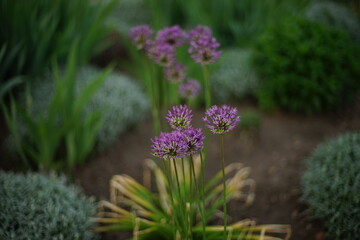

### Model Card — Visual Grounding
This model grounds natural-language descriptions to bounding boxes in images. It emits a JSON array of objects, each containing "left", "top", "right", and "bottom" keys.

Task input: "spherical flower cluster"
[
  {"left": 156, "top": 25, "right": 187, "bottom": 48},
  {"left": 151, "top": 131, "right": 188, "bottom": 159},
  {"left": 183, "top": 126, "right": 205, "bottom": 155},
  {"left": 179, "top": 79, "right": 201, "bottom": 99},
  {"left": 203, "top": 105, "right": 240, "bottom": 134},
  {"left": 129, "top": 25, "right": 153, "bottom": 50},
  {"left": 164, "top": 63, "right": 187, "bottom": 83},
  {"left": 151, "top": 105, "right": 205, "bottom": 159},
  {"left": 188, "top": 25, "right": 221, "bottom": 65},
  {"left": 147, "top": 42, "right": 176, "bottom": 67},
  {"left": 166, "top": 105, "right": 193, "bottom": 129}
]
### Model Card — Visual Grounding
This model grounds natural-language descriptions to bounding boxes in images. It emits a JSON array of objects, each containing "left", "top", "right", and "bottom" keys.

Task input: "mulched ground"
[{"left": 72, "top": 100, "right": 360, "bottom": 240}]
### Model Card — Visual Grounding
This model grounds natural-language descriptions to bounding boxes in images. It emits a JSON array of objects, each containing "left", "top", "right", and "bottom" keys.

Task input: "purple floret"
[
  {"left": 147, "top": 41, "right": 176, "bottom": 67},
  {"left": 188, "top": 25, "right": 212, "bottom": 41},
  {"left": 166, "top": 105, "right": 193, "bottom": 129},
  {"left": 203, "top": 105, "right": 240, "bottom": 134},
  {"left": 156, "top": 25, "right": 187, "bottom": 47},
  {"left": 164, "top": 62, "right": 187, "bottom": 83},
  {"left": 129, "top": 25, "right": 153, "bottom": 50},
  {"left": 183, "top": 126, "right": 205, "bottom": 155},
  {"left": 151, "top": 131, "right": 188, "bottom": 159},
  {"left": 188, "top": 25, "right": 221, "bottom": 65},
  {"left": 179, "top": 79, "right": 201, "bottom": 99}
]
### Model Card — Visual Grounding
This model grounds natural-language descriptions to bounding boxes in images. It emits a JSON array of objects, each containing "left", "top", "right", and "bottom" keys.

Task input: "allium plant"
[
  {"left": 129, "top": 25, "right": 153, "bottom": 50},
  {"left": 166, "top": 105, "right": 193, "bottom": 129},
  {"left": 188, "top": 25, "right": 221, "bottom": 108},
  {"left": 147, "top": 41, "right": 176, "bottom": 67},
  {"left": 179, "top": 79, "right": 201, "bottom": 100},
  {"left": 96, "top": 105, "right": 291, "bottom": 240},
  {"left": 164, "top": 62, "right": 187, "bottom": 83},
  {"left": 129, "top": 24, "right": 220, "bottom": 135},
  {"left": 156, "top": 25, "right": 187, "bottom": 47},
  {"left": 203, "top": 105, "right": 241, "bottom": 134}
]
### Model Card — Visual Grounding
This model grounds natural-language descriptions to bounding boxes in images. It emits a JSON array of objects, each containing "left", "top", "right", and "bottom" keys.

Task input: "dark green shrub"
[
  {"left": 0, "top": 0, "right": 117, "bottom": 97},
  {"left": 0, "top": 171, "right": 98, "bottom": 240},
  {"left": 252, "top": 17, "right": 360, "bottom": 114},
  {"left": 301, "top": 132, "right": 360, "bottom": 239}
]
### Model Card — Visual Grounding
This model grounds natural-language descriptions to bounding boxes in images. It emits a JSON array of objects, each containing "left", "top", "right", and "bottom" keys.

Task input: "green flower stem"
[
  {"left": 190, "top": 154, "right": 205, "bottom": 240},
  {"left": 189, "top": 157, "right": 193, "bottom": 239},
  {"left": 220, "top": 134, "right": 227, "bottom": 238},
  {"left": 202, "top": 65, "right": 211, "bottom": 109},
  {"left": 144, "top": 56, "right": 161, "bottom": 135},
  {"left": 161, "top": 158, "right": 178, "bottom": 239},
  {"left": 172, "top": 158, "right": 188, "bottom": 239}
]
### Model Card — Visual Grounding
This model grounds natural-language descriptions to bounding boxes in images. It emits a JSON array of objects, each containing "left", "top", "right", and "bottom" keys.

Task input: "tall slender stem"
[
  {"left": 190, "top": 154, "right": 205, "bottom": 240},
  {"left": 161, "top": 158, "right": 177, "bottom": 239},
  {"left": 172, "top": 158, "right": 188, "bottom": 239},
  {"left": 144, "top": 56, "right": 161, "bottom": 135},
  {"left": 202, "top": 65, "right": 211, "bottom": 109},
  {"left": 199, "top": 152, "right": 206, "bottom": 240},
  {"left": 220, "top": 134, "right": 227, "bottom": 238}
]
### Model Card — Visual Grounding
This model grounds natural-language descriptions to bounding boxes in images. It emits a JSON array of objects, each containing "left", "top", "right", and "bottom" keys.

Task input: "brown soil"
[{"left": 73, "top": 101, "right": 360, "bottom": 240}]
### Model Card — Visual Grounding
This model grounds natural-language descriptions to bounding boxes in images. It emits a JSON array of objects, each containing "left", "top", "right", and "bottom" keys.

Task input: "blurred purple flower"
[
  {"left": 188, "top": 25, "right": 212, "bottom": 41},
  {"left": 188, "top": 25, "right": 221, "bottom": 65},
  {"left": 151, "top": 131, "right": 188, "bottom": 159},
  {"left": 203, "top": 105, "right": 240, "bottom": 134},
  {"left": 164, "top": 62, "right": 187, "bottom": 83},
  {"left": 129, "top": 25, "right": 153, "bottom": 50},
  {"left": 147, "top": 41, "right": 176, "bottom": 67},
  {"left": 183, "top": 126, "right": 205, "bottom": 155},
  {"left": 166, "top": 105, "right": 193, "bottom": 129},
  {"left": 179, "top": 79, "right": 201, "bottom": 99},
  {"left": 156, "top": 25, "right": 187, "bottom": 47}
]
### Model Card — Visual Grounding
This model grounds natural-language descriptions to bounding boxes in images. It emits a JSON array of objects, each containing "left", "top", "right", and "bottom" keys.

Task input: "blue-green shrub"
[
  {"left": 22, "top": 66, "right": 149, "bottom": 151},
  {"left": 0, "top": 171, "right": 98, "bottom": 240},
  {"left": 301, "top": 132, "right": 360, "bottom": 239},
  {"left": 305, "top": 1, "right": 360, "bottom": 41},
  {"left": 108, "top": 0, "right": 151, "bottom": 35},
  {"left": 252, "top": 17, "right": 360, "bottom": 114},
  {"left": 211, "top": 49, "right": 259, "bottom": 103}
]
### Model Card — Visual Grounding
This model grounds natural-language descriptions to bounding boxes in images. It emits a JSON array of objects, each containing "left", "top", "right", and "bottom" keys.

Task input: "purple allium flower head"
[
  {"left": 156, "top": 25, "right": 187, "bottom": 47},
  {"left": 151, "top": 131, "right": 188, "bottom": 159},
  {"left": 188, "top": 25, "right": 212, "bottom": 41},
  {"left": 203, "top": 105, "right": 240, "bottom": 134},
  {"left": 166, "top": 105, "right": 193, "bottom": 129},
  {"left": 179, "top": 79, "right": 201, "bottom": 99},
  {"left": 182, "top": 126, "right": 205, "bottom": 155},
  {"left": 129, "top": 25, "right": 153, "bottom": 50},
  {"left": 188, "top": 25, "right": 221, "bottom": 65},
  {"left": 147, "top": 41, "right": 176, "bottom": 67},
  {"left": 164, "top": 62, "right": 187, "bottom": 83}
]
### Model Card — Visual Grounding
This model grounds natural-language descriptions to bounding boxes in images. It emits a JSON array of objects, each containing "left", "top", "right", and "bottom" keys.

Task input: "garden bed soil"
[{"left": 73, "top": 101, "right": 360, "bottom": 240}]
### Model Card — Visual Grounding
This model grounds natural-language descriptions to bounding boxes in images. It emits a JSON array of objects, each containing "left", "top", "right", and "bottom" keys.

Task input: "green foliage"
[
  {"left": 301, "top": 132, "right": 360, "bottom": 239},
  {"left": 13, "top": 66, "right": 149, "bottom": 152},
  {"left": 1, "top": 46, "right": 111, "bottom": 171},
  {"left": 211, "top": 49, "right": 259, "bottom": 103},
  {"left": 0, "top": 0, "right": 117, "bottom": 96},
  {"left": 252, "top": 17, "right": 360, "bottom": 114},
  {"left": 305, "top": 1, "right": 360, "bottom": 41},
  {"left": 0, "top": 171, "right": 98, "bottom": 240},
  {"left": 96, "top": 158, "right": 291, "bottom": 239}
]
